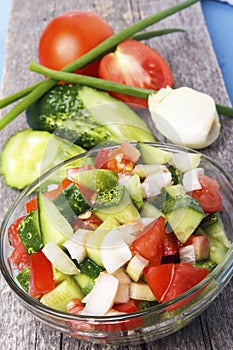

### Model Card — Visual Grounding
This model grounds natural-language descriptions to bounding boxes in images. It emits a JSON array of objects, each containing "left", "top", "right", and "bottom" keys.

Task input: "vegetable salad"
[{"left": 8, "top": 142, "right": 230, "bottom": 318}]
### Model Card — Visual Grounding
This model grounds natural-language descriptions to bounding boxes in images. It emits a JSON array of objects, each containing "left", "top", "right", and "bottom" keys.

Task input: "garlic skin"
[{"left": 148, "top": 86, "right": 221, "bottom": 149}]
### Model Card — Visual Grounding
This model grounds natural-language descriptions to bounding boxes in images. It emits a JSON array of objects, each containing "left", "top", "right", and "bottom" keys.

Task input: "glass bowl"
[{"left": 0, "top": 142, "right": 232, "bottom": 345}]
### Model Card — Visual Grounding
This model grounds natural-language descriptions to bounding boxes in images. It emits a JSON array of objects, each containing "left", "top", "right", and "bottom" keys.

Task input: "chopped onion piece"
[
  {"left": 101, "top": 230, "right": 132, "bottom": 274},
  {"left": 171, "top": 152, "right": 201, "bottom": 172},
  {"left": 179, "top": 245, "right": 196, "bottom": 263},
  {"left": 141, "top": 169, "right": 172, "bottom": 198},
  {"left": 182, "top": 168, "right": 204, "bottom": 192},
  {"left": 42, "top": 241, "right": 80, "bottom": 275},
  {"left": 81, "top": 272, "right": 119, "bottom": 316},
  {"left": 63, "top": 229, "right": 90, "bottom": 263},
  {"left": 114, "top": 283, "right": 130, "bottom": 304}
]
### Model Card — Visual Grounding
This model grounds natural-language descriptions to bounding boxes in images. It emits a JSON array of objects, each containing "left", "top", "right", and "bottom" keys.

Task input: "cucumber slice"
[
  {"left": 138, "top": 143, "right": 173, "bottom": 165},
  {"left": 38, "top": 192, "right": 73, "bottom": 246},
  {"left": 42, "top": 241, "right": 80, "bottom": 275},
  {"left": 16, "top": 267, "right": 30, "bottom": 292},
  {"left": 18, "top": 210, "right": 43, "bottom": 254},
  {"left": 0, "top": 129, "right": 58, "bottom": 189},
  {"left": 71, "top": 169, "right": 118, "bottom": 192},
  {"left": 163, "top": 195, "right": 205, "bottom": 243},
  {"left": 53, "top": 183, "right": 91, "bottom": 222},
  {"left": 40, "top": 277, "right": 84, "bottom": 312},
  {"left": 0, "top": 129, "right": 86, "bottom": 189}
]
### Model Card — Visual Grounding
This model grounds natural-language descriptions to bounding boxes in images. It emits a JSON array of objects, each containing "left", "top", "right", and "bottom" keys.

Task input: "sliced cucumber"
[
  {"left": 0, "top": 129, "right": 86, "bottom": 189},
  {"left": 138, "top": 143, "right": 173, "bottom": 165},
  {"left": 71, "top": 169, "right": 118, "bottom": 192},
  {"left": 163, "top": 195, "right": 205, "bottom": 243},
  {"left": 18, "top": 210, "right": 43, "bottom": 254},
  {"left": 53, "top": 183, "right": 91, "bottom": 222},
  {"left": 40, "top": 277, "right": 84, "bottom": 312},
  {"left": 38, "top": 192, "right": 73, "bottom": 246},
  {"left": 16, "top": 267, "right": 30, "bottom": 292}
]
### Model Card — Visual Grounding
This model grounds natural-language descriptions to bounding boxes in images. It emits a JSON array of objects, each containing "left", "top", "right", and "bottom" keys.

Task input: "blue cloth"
[{"left": 0, "top": 0, "right": 233, "bottom": 105}]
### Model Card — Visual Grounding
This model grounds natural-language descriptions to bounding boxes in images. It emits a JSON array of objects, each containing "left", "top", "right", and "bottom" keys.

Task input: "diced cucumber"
[
  {"left": 126, "top": 174, "right": 144, "bottom": 211},
  {"left": 16, "top": 267, "right": 30, "bottom": 292},
  {"left": 94, "top": 185, "right": 140, "bottom": 224},
  {"left": 40, "top": 277, "right": 84, "bottom": 312},
  {"left": 53, "top": 183, "right": 91, "bottom": 222},
  {"left": 201, "top": 213, "right": 230, "bottom": 264},
  {"left": 73, "top": 273, "right": 95, "bottom": 295},
  {"left": 86, "top": 217, "right": 119, "bottom": 266},
  {"left": 38, "top": 192, "right": 73, "bottom": 246},
  {"left": 165, "top": 184, "right": 186, "bottom": 198},
  {"left": 138, "top": 143, "right": 173, "bottom": 165},
  {"left": 71, "top": 169, "right": 118, "bottom": 192},
  {"left": 171, "top": 152, "right": 201, "bottom": 172},
  {"left": 167, "top": 164, "right": 183, "bottom": 185},
  {"left": 140, "top": 202, "right": 163, "bottom": 219},
  {"left": 78, "top": 258, "right": 103, "bottom": 279},
  {"left": 163, "top": 195, "right": 205, "bottom": 243},
  {"left": 18, "top": 210, "right": 43, "bottom": 254}
]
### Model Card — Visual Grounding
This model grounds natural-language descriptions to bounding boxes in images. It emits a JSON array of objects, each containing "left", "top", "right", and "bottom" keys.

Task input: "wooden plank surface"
[{"left": 0, "top": 0, "right": 232, "bottom": 349}]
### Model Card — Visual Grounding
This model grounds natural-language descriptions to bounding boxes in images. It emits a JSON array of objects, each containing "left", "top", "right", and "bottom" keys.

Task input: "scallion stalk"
[
  {"left": 0, "top": 0, "right": 199, "bottom": 130},
  {"left": 29, "top": 61, "right": 154, "bottom": 99}
]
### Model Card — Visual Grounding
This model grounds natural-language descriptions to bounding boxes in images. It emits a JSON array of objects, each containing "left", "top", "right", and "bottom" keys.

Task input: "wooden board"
[{"left": 0, "top": 1, "right": 232, "bottom": 349}]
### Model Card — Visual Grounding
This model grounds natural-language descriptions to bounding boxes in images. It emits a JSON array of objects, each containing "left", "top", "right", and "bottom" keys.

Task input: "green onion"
[
  {"left": 29, "top": 61, "right": 154, "bottom": 99},
  {"left": 30, "top": 61, "right": 233, "bottom": 118},
  {"left": 132, "top": 28, "right": 186, "bottom": 41},
  {"left": 0, "top": 0, "right": 199, "bottom": 131}
]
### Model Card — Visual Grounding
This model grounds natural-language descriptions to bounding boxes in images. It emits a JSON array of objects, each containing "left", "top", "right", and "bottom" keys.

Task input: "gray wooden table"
[{"left": 0, "top": 0, "right": 232, "bottom": 349}]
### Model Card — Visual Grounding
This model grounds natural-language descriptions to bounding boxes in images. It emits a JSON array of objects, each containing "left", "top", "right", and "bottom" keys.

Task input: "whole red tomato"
[
  {"left": 98, "top": 39, "right": 173, "bottom": 107},
  {"left": 38, "top": 11, "right": 114, "bottom": 77}
]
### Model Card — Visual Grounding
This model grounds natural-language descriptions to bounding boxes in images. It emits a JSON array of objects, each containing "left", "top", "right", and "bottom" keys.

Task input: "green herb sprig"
[{"left": 0, "top": 0, "right": 199, "bottom": 130}]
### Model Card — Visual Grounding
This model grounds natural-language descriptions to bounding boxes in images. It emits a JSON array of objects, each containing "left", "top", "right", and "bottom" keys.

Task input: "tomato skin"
[
  {"left": 95, "top": 142, "right": 140, "bottom": 173},
  {"left": 98, "top": 39, "right": 173, "bottom": 107},
  {"left": 25, "top": 197, "right": 38, "bottom": 213},
  {"left": 144, "top": 264, "right": 175, "bottom": 303},
  {"left": 38, "top": 11, "right": 114, "bottom": 77},
  {"left": 189, "top": 175, "right": 222, "bottom": 213},
  {"left": 29, "top": 250, "right": 55, "bottom": 298},
  {"left": 144, "top": 262, "right": 209, "bottom": 304},
  {"left": 131, "top": 216, "right": 165, "bottom": 265},
  {"left": 113, "top": 299, "right": 138, "bottom": 313},
  {"left": 8, "top": 216, "right": 30, "bottom": 271}
]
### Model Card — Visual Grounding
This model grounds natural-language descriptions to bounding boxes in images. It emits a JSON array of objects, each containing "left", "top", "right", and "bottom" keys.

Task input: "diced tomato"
[
  {"left": 8, "top": 216, "right": 30, "bottom": 271},
  {"left": 144, "top": 264, "right": 175, "bottom": 303},
  {"left": 29, "top": 250, "right": 55, "bottom": 298},
  {"left": 8, "top": 216, "right": 25, "bottom": 247},
  {"left": 131, "top": 216, "right": 165, "bottom": 265},
  {"left": 163, "top": 232, "right": 180, "bottom": 257},
  {"left": 95, "top": 142, "right": 140, "bottom": 173},
  {"left": 44, "top": 178, "right": 73, "bottom": 201},
  {"left": 162, "top": 262, "right": 209, "bottom": 304},
  {"left": 113, "top": 299, "right": 138, "bottom": 313},
  {"left": 66, "top": 298, "right": 85, "bottom": 314},
  {"left": 66, "top": 165, "right": 94, "bottom": 181},
  {"left": 189, "top": 175, "right": 222, "bottom": 213},
  {"left": 10, "top": 243, "right": 30, "bottom": 271},
  {"left": 144, "top": 262, "right": 209, "bottom": 305},
  {"left": 25, "top": 197, "right": 38, "bottom": 213}
]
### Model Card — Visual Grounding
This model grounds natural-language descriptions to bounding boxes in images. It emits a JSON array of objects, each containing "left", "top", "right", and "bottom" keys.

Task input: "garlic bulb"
[{"left": 148, "top": 86, "right": 221, "bottom": 149}]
